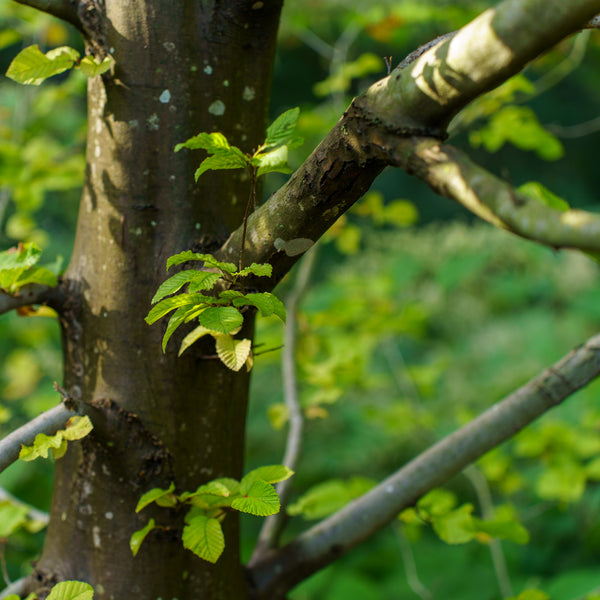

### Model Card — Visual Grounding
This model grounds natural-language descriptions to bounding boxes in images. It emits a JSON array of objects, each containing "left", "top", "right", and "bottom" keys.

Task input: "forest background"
[{"left": 0, "top": 0, "right": 600, "bottom": 599}]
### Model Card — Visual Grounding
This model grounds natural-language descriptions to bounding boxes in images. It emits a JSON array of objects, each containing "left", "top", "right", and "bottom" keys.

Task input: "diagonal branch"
[
  {"left": 0, "top": 403, "right": 73, "bottom": 474},
  {"left": 0, "top": 283, "right": 65, "bottom": 317},
  {"left": 389, "top": 138, "right": 600, "bottom": 253},
  {"left": 218, "top": 0, "right": 600, "bottom": 287},
  {"left": 246, "top": 332, "right": 600, "bottom": 598},
  {"left": 12, "top": 0, "right": 82, "bottom": 30}
]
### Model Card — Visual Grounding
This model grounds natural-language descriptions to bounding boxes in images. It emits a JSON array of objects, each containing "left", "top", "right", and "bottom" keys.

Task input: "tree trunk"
[{"left": 33, "top": 2, "right": 282, "bottom": 598}]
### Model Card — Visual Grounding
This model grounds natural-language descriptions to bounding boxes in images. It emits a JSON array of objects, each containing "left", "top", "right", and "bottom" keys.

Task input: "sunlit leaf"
[
  {"left": 146, "top": 293, "right": 209, "bottom": 325},
  {"left": 46, "top": 580, "right": 94, "bottom": 600},
  {"left": 242, "top": 465, "right": 294, "bottom": 486},
  {"left": 6, "top": 45, "right": 79, "bottom": 85},
  {"left": 264, "top": 107, "right": 300, "bottom": 148},
  {"left": 198, "top": 306, "right": 243, "bottom": 334},
  {"left": 129, "top": 518, "right": 156, "bottom": 557},
  {"left": 78, "top": 55, "right": 113, "bottom": 78},
  {"left": 135, "top": 482, "right": 176, "bottom": 513},
  {"left": 182, "top": 515, "right": 225, "bottom": 563},
  {"left": 215, "top": 336, "right": 252, "bottom": 371},
  {"left": 231, "top": 479, "right": 280, "bottom": 516}
]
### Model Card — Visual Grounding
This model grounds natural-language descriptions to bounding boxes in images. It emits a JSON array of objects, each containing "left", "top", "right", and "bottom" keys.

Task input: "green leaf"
[
  {"left": 242, "top": 465, "right": 294, "bottom": 485},
  {"left": 474, "top": 507, "right": 529, "bottom": 544},
  {"left": 166, "top": 251, "right": 237, "bottom": 274},
  {"left": 14, "top": 266, "right": 58, "bottom": 289},
  {"left": 61, "top": 416, "right": 93, "bottom": 441},
  {"left": 151, "top": 271, "right": 220, "bottom": 304},
  {"left": 233, "top": 292, "right": 286, "bottom": 321},
  {"left": 146, "top": 293, "right": 210, "bottom": 325},
  {"left": 180, "top": 481, "right": 232, "bottom": 501},
  {"left": 178, "top": 325, "right": 213, "bottom": 356},
  {"left": 288, "top": 477, "right": 376, "bottom": 520},
  {"left": 231, "top": 479, "right": 280, "bottom": 516},
  {"left": 198, "top": 306, "right": 243, "bottom": 334},
  {"left": 215, "top": 336, "right": 252, "bottom": 371},
  {"left": 174, "top": 132, "right": 248, "bottom": 180},
  {"left": 517, "top": 181, "right": 570, "bottom": 212},
  {"left": 255, "top": 145, "right": 293, "bottom": 178},
  {"left": 19, "top": 416, "right": 93, "bottom": 462},
  {"left": 160, "top": 306, "right": 197, "bottom": 352},
  {"left": 264, "top": 107, "right": 300, "bottom": 149},
  {"left": 0, "top": 502, "right": 29, "bottom": 538},
  {"left": 431, "top": 504, "right": 477, "bottom": 544},
  {"left": 6, "top": 45, "right": 80, "bottom": 85},
  {"left": 135, "top": 482, "right": 176, "bottom": 513},
  {"left": 0, "top": 243, "right": 41, "bottom": 271},
  {"left": 46, "top": 580, "right": 94, "bottom": 600},
  {"left": 236, "top": 263, "right": 273, "bottom": 278},
  {"left": 129, "top": 518, "right": 156, "bottom": 557},
  {"left": 77, "top": 55, "right": 113, "bottom": 78},
  {"left": 507, "top": 590, "right": 549, "bottom": 600},
  {"left": 182, "top": 515, "right": 225, "bottom": 563}
]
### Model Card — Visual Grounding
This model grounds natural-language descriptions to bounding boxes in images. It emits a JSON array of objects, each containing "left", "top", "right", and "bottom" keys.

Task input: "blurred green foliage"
[{"left": 1, "top": 0, "right": 600, "bottom": 598}]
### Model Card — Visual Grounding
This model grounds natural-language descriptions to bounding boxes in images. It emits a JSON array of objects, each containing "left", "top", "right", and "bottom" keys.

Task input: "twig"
[
  {"left": 0, "top": 576, "right": 28, "bottom": 600},
  {"left": 0, "top": 404, "right": 73, "bottom": 474},
  {"left": 247, "top": 331, "right": 600, "bottom": 598},
  {"left": 464, "top": 465, "right": 513, "bottom": 599},
  {"left": 0, "top": 541, "right": 10, "bottom": 587},
  {"left": 251, "top": 245, "right": 319, "bottom": 559},
  {"left": 393, "top": 524, "right": 433, "bottom": 600},
  {"left": 0, "top": 284, "right": 58, "bottom": 318}
]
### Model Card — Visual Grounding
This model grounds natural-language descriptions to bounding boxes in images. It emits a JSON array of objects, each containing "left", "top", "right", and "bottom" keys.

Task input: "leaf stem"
[{"left": 239, "top": 167, "right": 258, "bottom": 271}]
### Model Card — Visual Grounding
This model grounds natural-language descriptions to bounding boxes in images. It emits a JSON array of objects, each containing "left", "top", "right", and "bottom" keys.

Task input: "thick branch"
[
  {"left": 0, "top": 283, "right": 62, "bottom": 317},
  {"left": 247, "top": 332, "right": 600, "bottom": 598},
  {"left": 218, "top": 0, "right": 600, "bottom": 286},
  {"left": 0, "top": 404, "right": 73, "bottom": 474},
  {"left": 390, "top": 138, "right": 600, "bottom": 252},
  {"left": 12, "top": 0, "right": 81, "bottom": 30},
  {"left": 364, "top": 0, "right": 600, "bottom": 130}
]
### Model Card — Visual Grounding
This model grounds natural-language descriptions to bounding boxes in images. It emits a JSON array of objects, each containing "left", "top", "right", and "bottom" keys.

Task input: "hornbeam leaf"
[
  {"left": 166, "top": 251, "right": 237, "bottom": 274},
  {"left": 0, "top": 503, "right": 29, "bottom": 538},
  {"left": 162, "top": 306, "right": 198, "bottom": 352},
  {"left": 231, "top": 479, "right": 280, "bottom": 516},
  {"left": 129, "top": 518, "right": 156, "bottom": 557},
  {"left": 242, "top": 465, "right": 294, "bottom": 486},
  {"left": 78, "top": 55, "right": 113, "bottom": 78},
  {"left": 46, "top": 581, "right": 94, "bottom": 600},
  {"left": 62, "top": 416, "right": 93, "bottom": 441},
  {"left": 215, "top": 336, "right": 252, "bottom": 371},
  {"left": 236, "top": 263, "right": 273, "bottom": 278},
  {"left": 198, "top": 306, "right": 243, "bottom": 334},
  {"left": 264, "top": 107, "right": 300, "bottom": 148},
  {"left": 135, "top": 482, "right": 176, "bottom": 513},
  {"left": 151, "top": 271, "right": 220, "bottom": 304},
  {"left": 146, "top": 293, "right": 210, "bottom": 325},
  {"left": 179, "top": 325, "right": 215, "bottom": 356},
  {"left": 182, "top": 515, "right": 225, "bottom": 563},
  {"left": 6, "top": 45, "right": 79, "bottom": 85}
]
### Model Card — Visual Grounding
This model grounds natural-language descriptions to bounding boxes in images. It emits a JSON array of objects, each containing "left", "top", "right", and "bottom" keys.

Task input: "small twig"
[
  {"left": 251, "top": 244, "right": 319, "bottom": 559},
  {"left": 0, "top": 576, "right": 28, "bottom": 600},
  {"left": 393, "top": 524, "right": 433, "bottom": 600},
  {"left": 464, "top": 465, "right": 514, "bottom": 599},
  {"left": 239, "top": 167, "right": 258, "bottom": 271},
  {"left": 0, "top": 541, "right": 10, "bottom": 587}
]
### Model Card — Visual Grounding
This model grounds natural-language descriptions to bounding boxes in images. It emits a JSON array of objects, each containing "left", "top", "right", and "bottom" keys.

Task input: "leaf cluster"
[
  {"left": 19, "top": 416, "right": 93, "bottom": 462},
  {"left": 146, "top": 252, "right": 285, "bottom": 371},
  {"left": 175, "top": 107, "right": 302, "bottom": 181},
  {"left": 0, "top": 243, "right": 57, "bottom": 295},
  {"left": 6, "top": 45, "right": 113, "bottom": 86},
  {"left": 131, "top": 465, "right": 293, "bottom": 563}
]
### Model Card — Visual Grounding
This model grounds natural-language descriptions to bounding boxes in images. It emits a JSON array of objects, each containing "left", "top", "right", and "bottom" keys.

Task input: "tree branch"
[
  {"left": 247, "top": 332, "right": 600, "bottom": 598},
  {"left": 388, "top": 138, "right": 600, "bottom": 253},
  {"left": 12, "top": 0, "right": 81, "bottom": 30},
  {"left": 218, "top": 0, "right": 600, "bottom": 286},
  {"left": 252, "top": 246, "right": 318, "bottom": 559},
  {"left": 0, "top": 404, "right": 73, "bottom": 474},
  {"left": 0, "top": 283, "right": 64, "bottom": 317}
]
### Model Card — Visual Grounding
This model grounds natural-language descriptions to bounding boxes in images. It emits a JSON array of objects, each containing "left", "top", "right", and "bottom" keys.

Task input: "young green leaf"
[
  {"left": 197, "top": 306, "right": 243, "bottom": 334},
  {"left": 243, "top": 465, "right": 294, "bottom": 486},
  {"left": 233, "top": 292, "right": 286, "bottom": 321},
  {"left": 78, "top": 55, "right": 113, "bottom": 78},
  {"left": 264, "top": 107, "right": 300, "bottom": 149},
  {"left": 182, "top": 515, "right": 225, "bottom": 563},
  {"left": 151, "top": 271, "right": 220, "bottom": 304},
  {"left": 254, "top": 145, "right": 292, "bottom": 178},
  {"left": 135, "top": 482, "right": 176, "bottom": 513},
  {"left": 0, "top": 502, "right": 29, "bottom": 538},
  {"left": 161, "top": 306, "right": 199, "bottom": 352},
  {"left": 62, "top": 416, "right": 94, "bottom": 441},
  {"left": 146, "top": 293, "right": 210, "bottom": 325},
  {"left": 130, "top": 518, "right": 156, "bottom": 557},
  {"left": 231, "top": 479, "right": 280, "bottom": 516},
  {"left": 215, "top": 336, "right": 252, "bottom": 372},
  {"left": 6, "top": 45, "right": 80, "bottom": 85},
  {"left": 0, "top": 243, "right": 41, "bottom": 271},
  {"left": 517, "top": 181, "right": 570, "bottom": 212},
  {"left": 236, "top": 263, "right": 273, "bottom": 278},
  {"left": 166, "top": 251, "right": 237, "bottom": 274},
  {"left": 46, "top": 580, "right": 94, "bottom": 600},
  {"left": 179, "top": 481, "right": 232, "bottom": 502}
]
